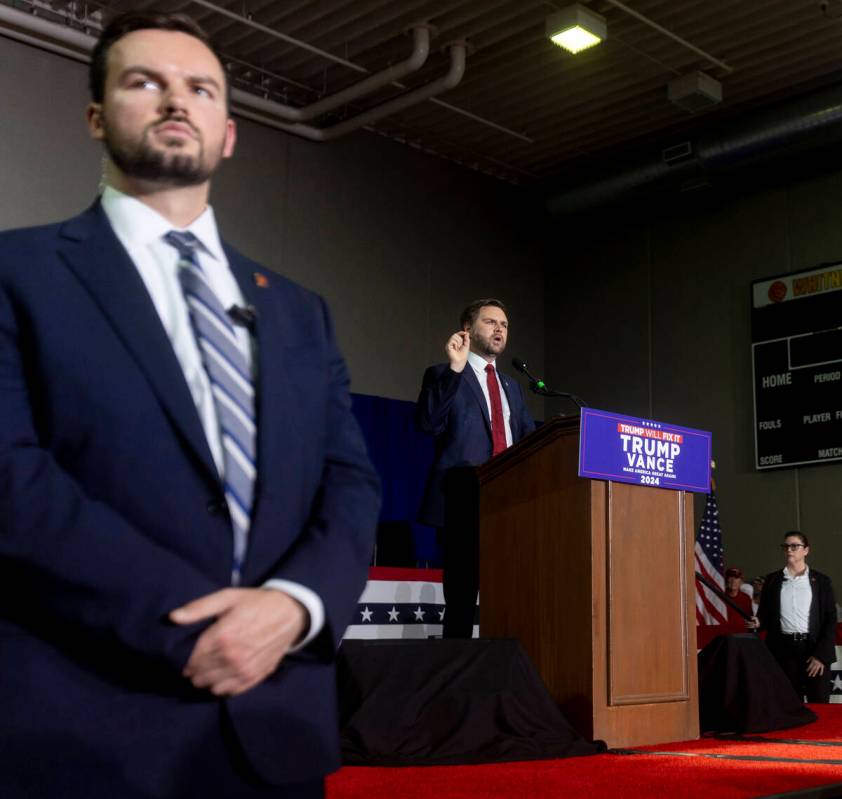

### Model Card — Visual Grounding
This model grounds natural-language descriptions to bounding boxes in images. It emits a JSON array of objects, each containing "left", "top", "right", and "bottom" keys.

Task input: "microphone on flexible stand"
[
  {"left": 227, "top": 304, "right": 257, "bottom": 332},
  {"left": 511, "top": 356, "right": 588, "bottom": 408}
]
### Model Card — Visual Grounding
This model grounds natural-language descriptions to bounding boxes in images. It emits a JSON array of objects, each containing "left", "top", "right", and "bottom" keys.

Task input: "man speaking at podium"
[
  {"left": 0, "top": 11, "right": 379, "bottom": 798},
  {"left": 417, "top": 299, "right": 535, "bottom": 638}
]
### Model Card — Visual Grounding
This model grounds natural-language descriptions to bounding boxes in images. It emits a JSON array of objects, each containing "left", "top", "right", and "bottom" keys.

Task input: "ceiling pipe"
[
  {"left": 545, "top": 80, "right": 842, "bottom": 217},
  {"left": 0, "top": 5, "right": 463, "bottom": 146},
  {"left": 187, "top": 0, "right": 530, "bottom": 144},
  {"left": 0, "top": 5, "right": 432, "bottom": 127},
  {"left": 0, "top": 3, "right": 94, "bottom": 63},
  {"left": 1, "top": 0, "right": 528, "bottom": 147},
  {"left": 266, "top": 25, "right": 432, "bottom": 123},
  {"left": 232, "top": 42, "right": 467, "bottom": 143}
]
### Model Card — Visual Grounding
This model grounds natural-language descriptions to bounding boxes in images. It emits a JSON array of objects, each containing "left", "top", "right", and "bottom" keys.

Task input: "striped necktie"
[{"left": 164, "top": 230, "right": 256, "bottom": 586}]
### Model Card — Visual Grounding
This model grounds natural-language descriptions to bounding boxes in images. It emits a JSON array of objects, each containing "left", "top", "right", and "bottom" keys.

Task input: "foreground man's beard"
[{"left": 103, "top": 116, "right": 214, "bottom": 186}]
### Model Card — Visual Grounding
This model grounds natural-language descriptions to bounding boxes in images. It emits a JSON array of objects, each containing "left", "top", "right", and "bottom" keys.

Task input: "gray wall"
[
  {"left": 545, "top": 179, "right": 842, "bottom": 591},
  {"left": 18, "top": 28, "right": 840, "bottom": 592},
  {"left": 0, "top": 33, "right": 546, "bottom": 415}
]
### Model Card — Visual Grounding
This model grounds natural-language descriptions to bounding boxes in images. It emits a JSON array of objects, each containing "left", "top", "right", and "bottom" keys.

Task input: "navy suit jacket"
[
  {"left": 416, "top": 362, "right": 535, "bottom": 528},
  {"left": 0, "top": 203, "right": 380, "bottom": 795}
]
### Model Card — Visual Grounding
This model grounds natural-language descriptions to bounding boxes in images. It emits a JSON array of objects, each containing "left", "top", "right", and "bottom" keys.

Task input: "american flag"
[{"left": 695, "top": 491, "right": 727, "bottom": 625}]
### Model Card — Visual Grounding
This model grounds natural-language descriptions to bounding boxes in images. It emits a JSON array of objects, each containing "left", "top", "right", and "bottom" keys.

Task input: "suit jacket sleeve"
[
  {"left": 814, "top": 573, "right": 837, "bottom": 667},
  {"left": 516, "top": 382, "right": 536, "bottom": 440},
  {"left": 256, "top": 296, "right": 380, "bottom": 657},
  {"left": 756, "top": 572, "right": 779, "bottom": 634},
  {"left": 0, "top": 281, "right": 218, "bottom": 676},
  {"left": 416, "top": 364, "right": 463, "bottom": 435}
]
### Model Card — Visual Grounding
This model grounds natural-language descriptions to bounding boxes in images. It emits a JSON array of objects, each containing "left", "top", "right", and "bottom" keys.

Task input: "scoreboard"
[{"left": 752, "top": 264, "right": 842, "bottom": 470}]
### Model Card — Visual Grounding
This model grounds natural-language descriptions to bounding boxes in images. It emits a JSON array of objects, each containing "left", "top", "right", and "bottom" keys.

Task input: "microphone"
[
  {"left": 511, "top": 356, "right": 546, "bottom": 391},
  {"left": 511, "top": 356, "right": 588, "bottom": 408},
  {"left": 227, "top": 304, "right": 257, "bottom": 332}
]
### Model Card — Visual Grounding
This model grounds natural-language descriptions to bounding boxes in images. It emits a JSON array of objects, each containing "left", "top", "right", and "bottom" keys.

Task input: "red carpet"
[
  {"left": 327, "top": 705, "right": 842, "bottom": 799},
  {"left": 760, "top": 710, "right": 842, "bottom": 742}
]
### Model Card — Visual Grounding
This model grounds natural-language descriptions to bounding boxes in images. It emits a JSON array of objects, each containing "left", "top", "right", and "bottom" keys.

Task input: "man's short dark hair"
[
  {"left": 460, "top": 298, "right": 507, "bottom": 330},
  {"left": 784, "top": 530, "right": 810, "bottom": 547},
  {"left": 89, "top": 11, "right": 229, "bottom": 108}
]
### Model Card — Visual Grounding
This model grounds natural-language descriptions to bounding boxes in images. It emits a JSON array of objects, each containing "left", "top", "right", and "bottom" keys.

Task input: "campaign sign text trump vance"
[{"left": 578, "top": 408, "right": 711, "bottom": 492}]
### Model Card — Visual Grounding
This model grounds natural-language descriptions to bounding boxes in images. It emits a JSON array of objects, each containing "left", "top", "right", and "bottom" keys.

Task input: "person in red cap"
[{"left": 721, "top": 566, "right": 754, "bottom": 634}]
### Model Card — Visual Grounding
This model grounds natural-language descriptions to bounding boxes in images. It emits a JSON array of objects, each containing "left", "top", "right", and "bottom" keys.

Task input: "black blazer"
[{"left": 758, "top": 568, "right": 837, "bottom": 667}]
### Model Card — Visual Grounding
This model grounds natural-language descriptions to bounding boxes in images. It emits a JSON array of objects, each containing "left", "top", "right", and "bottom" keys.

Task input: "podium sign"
[{"left": 578, "top": 408, "right": 711, "bottom": 492}]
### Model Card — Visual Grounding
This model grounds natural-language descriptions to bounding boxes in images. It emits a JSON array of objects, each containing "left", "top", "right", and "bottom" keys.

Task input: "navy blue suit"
[
  {"left": 416, "top": 362, "right": 534, "bottom": 636},
  {"left": 0, "top": 203, "right": 380, "bottom": 797},
  {"left": 416, "top": 363, "right": 535, "bottom": 528}
]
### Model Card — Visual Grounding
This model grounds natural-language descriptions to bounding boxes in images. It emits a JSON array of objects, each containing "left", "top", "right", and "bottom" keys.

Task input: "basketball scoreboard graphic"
[{"left": 752, "top": 264, "right": 842, "bottom": 470}]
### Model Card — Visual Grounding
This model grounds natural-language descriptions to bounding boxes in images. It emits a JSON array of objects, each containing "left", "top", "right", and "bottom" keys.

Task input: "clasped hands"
[{"left": 170, "top": 588, "right": 308, "bottom": 696}]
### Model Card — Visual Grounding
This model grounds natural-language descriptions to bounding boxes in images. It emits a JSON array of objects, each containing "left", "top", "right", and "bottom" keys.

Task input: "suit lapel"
[
  {"left": 224, "top": 249, "right": 297, "bottom": 525},
  {"left": 463, "top": 364, "right": 491, "bottom": 434},
  {"left": 771, "top": 572, "right": 784, "bottom": 631},
  {"left": 809, "top": 572, "right": 818, "bottom": 635},
  {"left": 498, "top": 371, "right": 519, "bottom": 440},
  {"left": 57, "top": 203, "right": 218, "bottom": 482}
]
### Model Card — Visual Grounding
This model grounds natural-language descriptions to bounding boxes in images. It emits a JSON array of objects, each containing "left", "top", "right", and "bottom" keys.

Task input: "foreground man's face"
[{"left": 88, "top": 28, "right": 236, "bottom": 186}]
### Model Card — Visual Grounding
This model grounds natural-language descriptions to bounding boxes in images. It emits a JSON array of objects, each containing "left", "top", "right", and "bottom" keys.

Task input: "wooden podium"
[{"left": 476, "top": 416, "right": 699, "bottom": 748}]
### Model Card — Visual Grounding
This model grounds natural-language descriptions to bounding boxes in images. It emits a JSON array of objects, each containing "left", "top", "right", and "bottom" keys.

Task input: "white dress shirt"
[
  {"left": 467, "top": 351, "right": 513, "bottom": 447},
  {"left": 780, "top": 566, "right": 812, "bottom": 634},
  {"left": 101, "top": 187, "right": 323, "bottom": 646},
  {"left": 102, "top": 187, "right": 248, "bottom": 475}
]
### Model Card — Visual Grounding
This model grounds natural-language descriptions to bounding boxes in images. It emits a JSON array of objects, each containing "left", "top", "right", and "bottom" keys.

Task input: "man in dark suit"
[
  {"left": 416, "top": 299, "right": 535, "bottom": 638},
  {"left": 0, "top": 11, "right": 379, "bottom": 799},
  {"left": 755, "top": 531, "right": 837, "bottom": 703}
]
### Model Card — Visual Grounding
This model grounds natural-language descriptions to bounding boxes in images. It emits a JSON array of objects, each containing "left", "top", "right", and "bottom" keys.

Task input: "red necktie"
[{"left": 485, "top": 364, "right": 507, "bottom": 456}]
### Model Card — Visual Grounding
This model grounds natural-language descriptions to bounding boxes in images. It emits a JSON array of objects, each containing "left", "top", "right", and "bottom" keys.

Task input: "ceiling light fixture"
[
  {"left": 667, "top": 72, "right": 723, "bottom": 113},
  {"left": 546, "top": 4, "right": 607, "bottom": 54}
]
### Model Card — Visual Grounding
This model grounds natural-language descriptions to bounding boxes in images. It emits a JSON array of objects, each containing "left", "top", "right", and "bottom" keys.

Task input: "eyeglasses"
[{"left": 780, "top": 543, "right": 805, "bottom": 551}]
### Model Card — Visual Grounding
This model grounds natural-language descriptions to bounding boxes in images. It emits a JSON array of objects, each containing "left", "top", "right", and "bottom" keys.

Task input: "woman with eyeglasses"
[{"left": 751, "top": 531, "right": 837, "bottom": 703}]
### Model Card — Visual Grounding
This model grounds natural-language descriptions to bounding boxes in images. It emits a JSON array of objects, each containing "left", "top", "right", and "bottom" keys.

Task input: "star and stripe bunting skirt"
[
  {"left": 345, "top": 571, "right": 842, "bottom": 702},
  {"left": 831, "top": 642, "right": 842, "bottom": 703},
  {"left": 344, "top": 567, "right": 478, "bottom": 640}
]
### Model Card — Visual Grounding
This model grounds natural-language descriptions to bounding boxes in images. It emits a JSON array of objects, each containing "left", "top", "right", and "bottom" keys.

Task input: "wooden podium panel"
[
  {"left": 478, "top": 417, "right": 698, "bottom": 748},
  {"left": 604, "top": 482, "right": 691, "bottom": 703}
]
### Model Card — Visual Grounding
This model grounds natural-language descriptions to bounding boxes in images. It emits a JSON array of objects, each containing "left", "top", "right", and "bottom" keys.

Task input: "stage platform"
[{"left": 327, "top": 704, "right": 842, "bottom": 799}]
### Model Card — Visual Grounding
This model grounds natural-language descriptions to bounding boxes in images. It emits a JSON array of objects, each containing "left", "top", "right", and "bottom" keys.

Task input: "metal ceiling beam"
[
  {"left": 605, "top": 0, "right": 734, "bottom": 73},
  {"left": 252, "top": 0, "right": 432, "bottom": 76}
]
